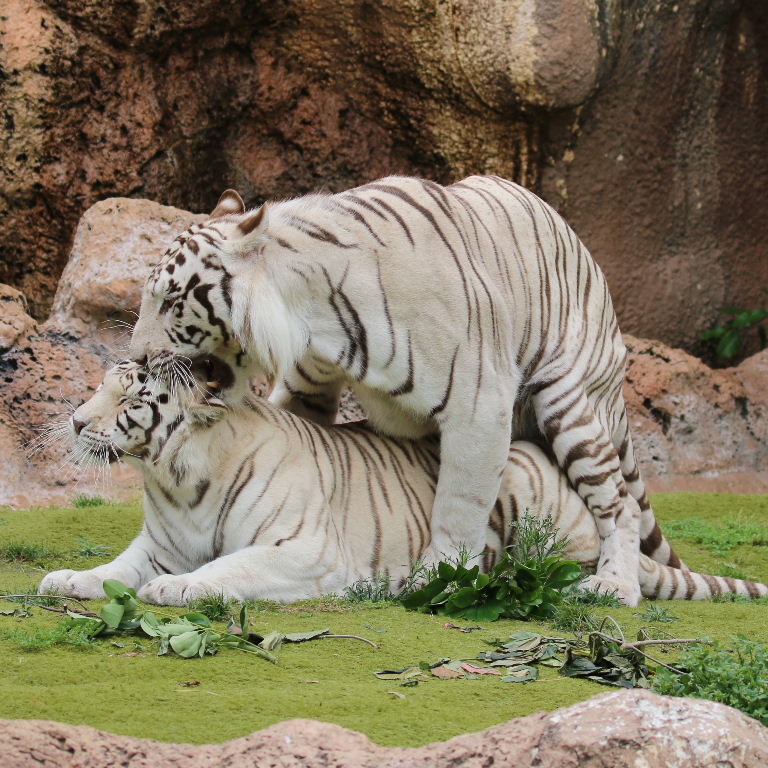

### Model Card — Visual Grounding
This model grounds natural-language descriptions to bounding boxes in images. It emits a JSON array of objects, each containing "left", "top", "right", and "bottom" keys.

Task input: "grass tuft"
[
  {"left": 0, "top": 541, "right": 57, "bottom": 564},
  {"left": 343, "top": 574, "right": 397, "bottom": 603},
  {"left": 74, "top": 536, "right": 112, "bottom": 558},
  {"left": 72, "top": 495, "right": 107, "bottom": 508},
  {"left": 633, "top": 603, "right": 679, "bottom": 623},
  {"left": 549, "top": 602, "right": 599, "bottom": 633},
  {"left": 186, "top": 592, "right": 238, "bottom": 622},
  {"left": 0, "top": 621, "right": 97, "bottom": 651},
  {"left": 652, "top": 636, "right": 768, "bottom": 726}
]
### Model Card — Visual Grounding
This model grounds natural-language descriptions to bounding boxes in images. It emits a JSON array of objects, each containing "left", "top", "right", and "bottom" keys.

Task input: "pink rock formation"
[
  {"left": 1, "top": 690, "right": 766, "bottom": 768},
  {"left": 1, "top": 1, "right": 766, "bottom": 353}
]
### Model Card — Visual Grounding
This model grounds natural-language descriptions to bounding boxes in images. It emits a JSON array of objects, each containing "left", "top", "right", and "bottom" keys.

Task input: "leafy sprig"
[{"left": 402, "top": 514, "right": 582, "bottom": 622}]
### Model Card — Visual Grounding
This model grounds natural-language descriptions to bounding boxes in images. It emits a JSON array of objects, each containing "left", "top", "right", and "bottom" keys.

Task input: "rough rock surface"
[
  {"left": 1, "top": 690, "right": 767, "bottom": 767},
  {"left": 47, "top": 198, "right": 206, "bottom": 344},
  {"left": 624, "top": 337, "right": 768, "bottom": 493},
  {"left": 1, "top": 0, "right": 766, "bottom": 352},
  {"left": 0, "top": 197, "right": 766, "bottom": 507}
]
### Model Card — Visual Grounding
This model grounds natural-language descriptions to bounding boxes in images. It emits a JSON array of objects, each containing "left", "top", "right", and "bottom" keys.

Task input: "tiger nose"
[{"left": 72, "top": 417, "right": 89, "bottom": 435}]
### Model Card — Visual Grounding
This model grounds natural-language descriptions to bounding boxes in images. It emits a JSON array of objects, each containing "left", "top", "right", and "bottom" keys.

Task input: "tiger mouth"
[{"left": 190, "top": 354, "right": 235, "bottom": 395}]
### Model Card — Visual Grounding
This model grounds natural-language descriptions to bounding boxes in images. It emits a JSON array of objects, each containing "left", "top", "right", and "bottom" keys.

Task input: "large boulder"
[
  {"left": 624, "top": 337, "right": 768, "bottom": 493},
  {"left": 0, "top": 690, "right": 766, "bottom": 767},
  {"left": 0, "top": 198, "right": 203, "bottom": 507}
]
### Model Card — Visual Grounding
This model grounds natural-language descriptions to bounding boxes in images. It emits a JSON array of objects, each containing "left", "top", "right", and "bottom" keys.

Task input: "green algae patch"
[{"left": 1, "top": 494, "right": 767, "bottom": 746}]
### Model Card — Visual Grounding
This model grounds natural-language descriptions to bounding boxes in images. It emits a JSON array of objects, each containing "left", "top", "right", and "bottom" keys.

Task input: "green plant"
[
  {"left": 633, "top": 603, "right": 679, "bottom": 623},
  {"left": 563, "top": 587, "right": 622, "bottom": 607},
  {"left": 0, "top": 541, "right": 57, "bottom": 564},
  {"left": 62, "top": 580, "right": 278, "bottom": 662},
  {"left": 72, "top": 495, "right": 106, "bottom": 507},
  {"left": 74, "top": 537, "right": 111, "bottom": 558},
  {"left": 186, "top": 592, "right": 238, "bottom": 622},
  {"left": 344, "top": 574, "right": 396, "bottom": 603},
  {"left": 401, "top": 514, "right": 582, "bottom": 622},
  {"left": 700, "top": 296, "right": 767, "bottom": 361},
  {"left": 652, "top": 636, "right": 768, "bottom": 725},
  {"left": 550, "top": 602, "right": 599, "bottom": 633}
]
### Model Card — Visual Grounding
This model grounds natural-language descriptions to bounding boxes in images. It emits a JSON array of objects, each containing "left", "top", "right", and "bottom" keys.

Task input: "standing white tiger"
[{"left": 129, "top": 175, "right": 676, "bottom": 605}]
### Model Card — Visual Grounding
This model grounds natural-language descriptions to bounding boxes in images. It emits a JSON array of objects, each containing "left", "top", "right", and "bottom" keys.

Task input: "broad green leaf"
[
  {"left": 258, "top": 631, "right": 285, "bottom": 651},
  {"left": 452, "top": 600, "right": 506, "bottom": 622},
  {"left": 547, "top": 562, "right": 582, "bottom": 588},
  {"left": 474, "top": 572, "right": 490, "bottom": 590},
  {"left": 170, "top": 630, "right": 204, "bottom": 658},
  {"left": 182, "top": 612, "right": 212, "bottom": 627},
  {"left": 505, "top": 632, "right": 542, "bottom": 652},
  {"left": 401, "top": 578, "right": 449, "bottom": 610},
  {"left": 446, "top": 586, "right": 480, "bottom": 610},
  {"left": 717, "top": 328, "right": 741, "bottom": 359},
  {"left": 102, "top": 580, "right": 136, "bottom": 600},
  {"left": 437, "top": 561, "right": 456, "bottom": 581},
  {"left": 100, "top": 602, "right": 125, "bottom": 630},
  {"left": 502, "top": 665, "right": 538, "bottom": 683},
  {"left": 140, "top": 612, "right": 162, "bottom": 637}
]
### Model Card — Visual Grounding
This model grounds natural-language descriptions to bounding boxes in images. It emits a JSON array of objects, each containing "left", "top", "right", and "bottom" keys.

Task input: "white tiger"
[
  {"left": 128, "top": 175, "right": 678, "bottom": 606},
  {"left": 39, "top": 357, "right": 767, "bottom": 605}
]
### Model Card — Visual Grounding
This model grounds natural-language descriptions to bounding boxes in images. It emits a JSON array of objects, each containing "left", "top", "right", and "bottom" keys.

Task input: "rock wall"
[
  {"left": 0, "top": 197, "right": 766, "bottom": 508},
  {"left": 1, "top": 690, "right": 767, "bottom": 768},
  {"left": 1, "top": 1, "right": 766, "bottom": 351}
]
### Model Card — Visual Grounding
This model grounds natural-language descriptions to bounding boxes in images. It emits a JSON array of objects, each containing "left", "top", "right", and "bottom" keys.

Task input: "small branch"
[
  {"left": 621, "top": 638, "right": 708, "bottom": 650},
  {"left": 321, "top": 633, "right": 379, "bottom": 648},
  {"left": 1, "top": 594, "right": 96, "bottom": 615},
  {"left": 626, "top": 647, "right": 684, "bottom": 674},
  {"left": 38, "top": 604, "right": 102, "bottom": 619}
]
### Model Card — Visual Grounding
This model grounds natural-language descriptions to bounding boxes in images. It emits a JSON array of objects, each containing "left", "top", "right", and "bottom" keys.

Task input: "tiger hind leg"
[
  {"left": 613, "top": 408, "right": 687, "bottom": 569},
  {"left": 532, "top": 379, "right": 642, "bottom": 606}
]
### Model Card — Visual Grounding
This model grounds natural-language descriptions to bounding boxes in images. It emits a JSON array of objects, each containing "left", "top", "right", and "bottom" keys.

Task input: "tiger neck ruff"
[{"left": 130, "top": 175, "right": 683, "bottom": 606}]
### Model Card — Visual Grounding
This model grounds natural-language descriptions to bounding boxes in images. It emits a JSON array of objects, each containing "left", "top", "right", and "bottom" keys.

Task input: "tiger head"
[
  {"left": 70, "top": 357, "right": 234, "bottom": 470},
  {"left": 129, "top": 190, "right": 274, "bottom": 382}
]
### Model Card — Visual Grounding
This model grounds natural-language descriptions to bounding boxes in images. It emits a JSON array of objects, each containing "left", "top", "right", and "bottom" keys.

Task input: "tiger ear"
[
  {"left": 211, "top": 189, "right": 245, "bottom": 218},
  {"left": 238, "top": 204, "right": 268, "bottom": 236}
]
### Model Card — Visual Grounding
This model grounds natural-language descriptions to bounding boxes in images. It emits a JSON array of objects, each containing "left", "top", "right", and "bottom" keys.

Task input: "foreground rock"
[
  {"left": 1, "top": 690, "right": 766, "bottom": 768},
  {"left": 0, "top": 198, "right": 766, "bottom": 507}
]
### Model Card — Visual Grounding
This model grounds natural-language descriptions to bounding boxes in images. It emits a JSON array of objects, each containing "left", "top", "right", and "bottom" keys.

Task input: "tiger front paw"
[
  {"left": 38, "top": 569, "right": 109, "bottom": 600},
  {"left": 138, "top": 575, "right": 237, "bottom": 606}
]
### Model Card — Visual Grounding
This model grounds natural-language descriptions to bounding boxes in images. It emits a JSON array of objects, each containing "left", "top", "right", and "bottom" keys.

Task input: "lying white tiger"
[
  {"left": 128, "top": 175, "right": 685, "bottom": 607},
  {"left": 39, "top": 358, "right": 767, "bottom": 605}
]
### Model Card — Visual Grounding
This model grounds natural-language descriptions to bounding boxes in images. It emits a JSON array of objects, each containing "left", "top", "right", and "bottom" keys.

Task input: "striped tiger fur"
[
  {"left": 39, "top": 358, "right": 767, "bottom": 605},
  {"left": 130, "top": 175, "right": 682, "bottom": 605}
]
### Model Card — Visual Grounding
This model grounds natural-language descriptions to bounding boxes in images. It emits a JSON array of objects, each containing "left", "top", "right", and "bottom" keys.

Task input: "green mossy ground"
[{"left": 0, "top": 494, "right": 767, "bottom": 746}]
